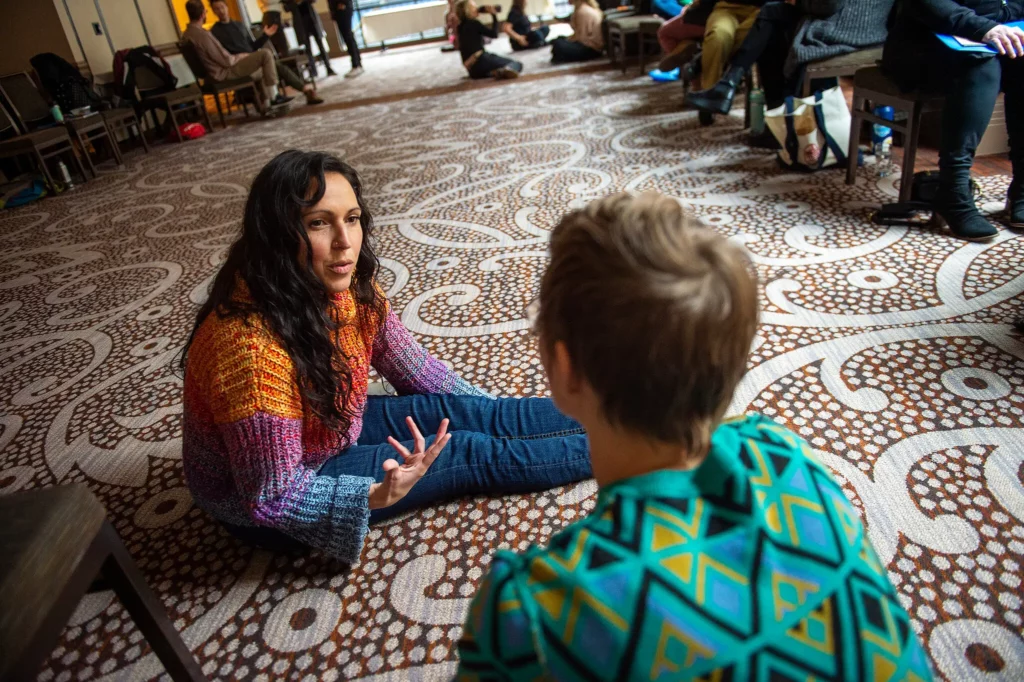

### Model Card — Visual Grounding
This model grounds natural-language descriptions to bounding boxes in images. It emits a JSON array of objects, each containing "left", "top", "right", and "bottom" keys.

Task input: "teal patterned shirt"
[{"left": 456, "top": 414, "right": 933, "bottom": 682}]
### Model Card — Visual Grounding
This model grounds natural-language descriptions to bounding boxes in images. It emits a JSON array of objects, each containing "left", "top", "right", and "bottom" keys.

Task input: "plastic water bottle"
[
  {"left": 50, "top": 104, "right": 64, "bottom": 123},
  {"left": 872, "top": 105, "right": 894, "bottom": 178},
  {"left": 57, "top": 160, "right": 75, "bottom": 189},
  {"left": 749, "top": 88, "right": 766, "bottom": 136}
]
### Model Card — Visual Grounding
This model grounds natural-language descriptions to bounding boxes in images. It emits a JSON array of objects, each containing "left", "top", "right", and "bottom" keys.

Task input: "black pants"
[
  {"left": 550, "top": 37, "right": 602, "bottom": 63},
  {"left": 468, "top": 51, "right": 523, "bottom": 79},
  {"left": 728, "top": 1, "right": 800, "bottom": 108},
  {"left": 938, "top": 54, "right": 1023, "bottom": 181},
  {"left": 332, "top": 6, "right": 362, "bottom": 68},
  {"left": 885, "top": 37, "right": 1024, "bottom": 183},
  {"left": 511, "top": 25, "right": 550, "bottom": 51},
  {"left": 301, "top": 21, "right": 332, "bottom": 71}
]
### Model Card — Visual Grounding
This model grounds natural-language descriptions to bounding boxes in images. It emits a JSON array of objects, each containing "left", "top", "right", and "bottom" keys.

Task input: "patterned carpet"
[
  {"left": 3, "top": 69, "right": 1024, "bottom": 681},
  {"left": 282, "top": 25, "right": 596, "bottom": 110}
]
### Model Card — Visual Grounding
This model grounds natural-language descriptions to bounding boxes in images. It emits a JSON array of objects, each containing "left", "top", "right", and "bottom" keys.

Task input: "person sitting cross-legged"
[
  {"left": 503, "top": 0, "right": 550, "bottom": 50},
  {"left": 456, "top": 192, "right": 934, "bottom": 682},
  {"left": 208, "top": 0, "right": 323, "bottom": 105},
  {"left": 550, "top": 0, "right": 605, "bottom": 63},
  {"left": 182, "top": 0, "right": 292, "bottom": 110},
  {"left": 457, "top": 0, "right": 524, "bottom": 79}
]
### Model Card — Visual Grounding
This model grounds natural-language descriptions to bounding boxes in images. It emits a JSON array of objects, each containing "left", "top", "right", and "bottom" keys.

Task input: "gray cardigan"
[{"left": 784, "top": 0, "right": 896, "bottom": 76}]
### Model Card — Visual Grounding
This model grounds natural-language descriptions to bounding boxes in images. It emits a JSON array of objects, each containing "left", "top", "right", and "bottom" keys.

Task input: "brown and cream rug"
[
  {"left": 291, "top": 25, "right": 603, "bottom": 110},
  {"left": 2, "top": 70, "right": 1023, "bottom": 681}
]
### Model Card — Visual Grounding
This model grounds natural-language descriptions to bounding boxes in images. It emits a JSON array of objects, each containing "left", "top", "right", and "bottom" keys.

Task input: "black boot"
[
  {"left": 685, "top": 65, "right": 745, "bottom": 115},
  {"left": 932, "top": 167, "right": 998, "bottom": 241},
  {"left": 1007, "top": 177, "right": 1023, "bottom": 229}
]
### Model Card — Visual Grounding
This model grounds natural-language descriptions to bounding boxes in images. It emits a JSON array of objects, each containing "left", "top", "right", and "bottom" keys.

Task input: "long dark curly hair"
[{"left": 181, "top": 150, "right": 386, "bottom": 435}]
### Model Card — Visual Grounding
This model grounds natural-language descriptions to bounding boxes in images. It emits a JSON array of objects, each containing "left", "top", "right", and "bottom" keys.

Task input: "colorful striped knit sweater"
[{"left": 182, "top": 282, "right": 489, "bottom": 563}]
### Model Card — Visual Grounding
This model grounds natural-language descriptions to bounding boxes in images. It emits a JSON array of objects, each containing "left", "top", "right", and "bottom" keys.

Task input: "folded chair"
[{"left": 0, "top": 72, "right": 119, "bottom": 177}]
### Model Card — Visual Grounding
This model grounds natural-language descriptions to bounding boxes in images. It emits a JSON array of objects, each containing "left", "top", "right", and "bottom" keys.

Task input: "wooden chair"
[
  {"left": 0, "top": 72, "right": 120, "bottom": 177},
  {"left": 101, "top": 107, "right": 150, "bottom": 154},
  {"left": 177, "top": 41, "right": 259, "bottom": 128},
  {"left": 0, "top": 484, "right": 206, "bottom": 681},
  {"left": 800, "top": 46, "right": 884, "bottom": 96},
  {"left": 0, "top": 105, "right": 86, "bottom": 189},
  {"left": 133, "top": 62, "right": 214, "bottom": 141},
  {"left": 845, "top": 65, "right": 944, "bottom": 203},
  {"left": 637, "top": 18, "right": 664, "bottom": 74},
  {"left": 607, "top": 14, "right": 663, "bottom": 73}
]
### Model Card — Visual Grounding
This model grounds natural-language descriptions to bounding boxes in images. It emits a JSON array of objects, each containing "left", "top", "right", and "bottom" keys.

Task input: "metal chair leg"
[
  {"left": 215, "top": 94, "right": 226, "bottom": 128},
  {"left": 900, "top": 100, "right": 924, "bottom": 203},
  {"left": 846, "top": 94, "right": 865, "bottom": 187},
  {"left": 32, "top": 148, "right": 57, "bottom": 189}
]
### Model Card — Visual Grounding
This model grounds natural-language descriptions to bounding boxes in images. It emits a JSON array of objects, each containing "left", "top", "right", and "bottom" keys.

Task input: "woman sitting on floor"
[
  {"left": 551, "top": 0, "right": 606, "bottom": 63},
  {"left": 504, "top": 0, "right": 550, "bottom": 50},
  {"left": 180, "top": 150, "right": 590, "bottom": 563},
  {"left": 457, "top": 0, "right": 524, "bottom": 79}
]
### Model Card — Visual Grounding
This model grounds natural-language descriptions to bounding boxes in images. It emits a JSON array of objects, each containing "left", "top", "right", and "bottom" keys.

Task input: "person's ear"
[{"left": 552, "top": 341, "right": 583, "bottom": 396}]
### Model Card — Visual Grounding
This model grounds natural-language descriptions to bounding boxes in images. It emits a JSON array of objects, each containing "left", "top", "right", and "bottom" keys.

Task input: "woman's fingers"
[
  {"left": 386, "top": 436, "right": 412, "bottom": 460},
  {"left": 422, "top": 432, "right": 452, "bottom": 469},
  {"left": 1009, "top": 28, "right": 1024, "bottom": 58},
  {"left": 435, "top": 418, "right": 450, "bottom": 442},
  {"left": 405, "top": 416, "right": 426, "bottom": 453}
]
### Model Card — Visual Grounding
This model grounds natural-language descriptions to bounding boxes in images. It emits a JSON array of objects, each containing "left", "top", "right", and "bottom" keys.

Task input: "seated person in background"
[
  {"left": 691, "top": 0, "right": 765, "bottom": 91},
  {"left": 687, "top": 0, "right": 894, "bottom": 115},
  {"left": 457, "top": 0, "right": 524, "bottom": 79},
  {"left": 456, "top": 192, "right": 934, "bottom": 681},
  {"left": 504, "top": 0, "right": 550, "bottom": 50},
  {"left": 882, "top": 0, "right": 1023, "bottom": 241},
  {"left": 550, "top": 0, "right": 605, "bottom": 63},
  {"left": 182, "top": 0, "right": 292, "bottom": 109},
  {"left": 657, "top": 0, "right": 718, "bottom": 72},
  {"left": 208, "top": 0, "right": 323, "bottom": 105}
]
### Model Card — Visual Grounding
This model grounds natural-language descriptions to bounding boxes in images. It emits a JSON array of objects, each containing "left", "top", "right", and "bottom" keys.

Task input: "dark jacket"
[
  {"left": 882, "top": 0, "right": 1023, "bottom": 90},
  {"left": 283, "top": 0, "right": 326, "bottom": 47},
  {"left": 210, "top": 20, "right": 269, "bottom": 55},
  {"left": 457, "top": 14, "right": 499, "bottom": 62}
]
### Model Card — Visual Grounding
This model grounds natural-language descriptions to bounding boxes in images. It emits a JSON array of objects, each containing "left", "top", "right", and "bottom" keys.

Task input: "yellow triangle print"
[
  {"left": 534, "top": 587, "right": 567, "bottom": 621},
  {"left": 871, "top": 653, "right": 897, "bottom": 682},
  {"left": 652, "top": 523, "right": 687, "bottom": 552},
  {"left": 659, "top": 553, "right": 694, "bottom": 583}
]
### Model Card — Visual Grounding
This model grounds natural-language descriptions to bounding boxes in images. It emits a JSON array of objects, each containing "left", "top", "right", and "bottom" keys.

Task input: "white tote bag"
[{"left": 765, "top": 86, "right": 851, "bottom": 171}]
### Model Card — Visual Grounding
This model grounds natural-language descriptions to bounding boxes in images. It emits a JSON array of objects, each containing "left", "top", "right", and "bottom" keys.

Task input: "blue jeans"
[
  {"left": 224, "top": 395, "right": 590, "bottom": 551},
  {"left": 324, "top": 394, "right": 590, "bottom": 522}
]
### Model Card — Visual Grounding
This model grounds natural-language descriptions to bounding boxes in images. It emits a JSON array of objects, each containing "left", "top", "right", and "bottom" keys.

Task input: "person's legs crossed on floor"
[{"left": 321, "top": 394, "right": 590, "bottom": 522}]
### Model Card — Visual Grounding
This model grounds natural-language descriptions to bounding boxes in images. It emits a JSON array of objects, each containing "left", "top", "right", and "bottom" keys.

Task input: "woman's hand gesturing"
[{"left": 368, "top": 417, "right": 451, "bottom": 510}]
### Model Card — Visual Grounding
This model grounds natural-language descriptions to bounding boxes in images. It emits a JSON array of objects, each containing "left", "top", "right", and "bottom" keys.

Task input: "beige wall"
[
  {"left": 0, "top": 1, "right": 76, "bottom": 75},
  {"left": 138, "top": 0, "right": 182, "bottom": 45}
]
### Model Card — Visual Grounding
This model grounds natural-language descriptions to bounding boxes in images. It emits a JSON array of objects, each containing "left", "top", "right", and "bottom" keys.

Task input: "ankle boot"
[
  {"left": 1007, "top": 177, "right": 1023, "bottom": 228},
  {"left": 685, "top": 65, "right": 745, "bottom": 115},
  {"left": 932, "top": 168, "right": 998, "bottom": 241}
]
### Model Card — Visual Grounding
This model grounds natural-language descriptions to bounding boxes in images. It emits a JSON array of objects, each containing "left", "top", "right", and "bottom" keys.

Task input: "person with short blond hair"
[{"left": 456, "top": 192, "right": 932, "bottom": 681}]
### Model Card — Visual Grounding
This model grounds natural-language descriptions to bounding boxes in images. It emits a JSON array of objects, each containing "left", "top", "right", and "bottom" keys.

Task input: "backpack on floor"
[{"left": 766, "top": 86, "right": 851, "bottom": 171}]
